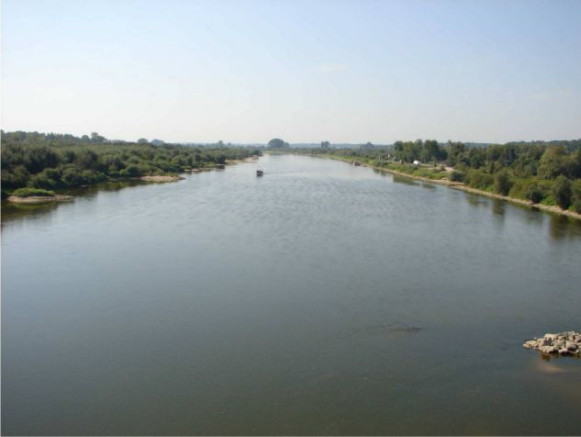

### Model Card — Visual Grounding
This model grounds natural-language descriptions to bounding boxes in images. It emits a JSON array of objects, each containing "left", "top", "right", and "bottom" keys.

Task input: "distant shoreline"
[{"left": 320, "top": 155, "right": 581, "bottom": 221}]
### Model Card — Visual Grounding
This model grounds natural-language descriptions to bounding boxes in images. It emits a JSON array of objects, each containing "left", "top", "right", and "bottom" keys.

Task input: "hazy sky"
[{"left": 2, "top": 0, "right": 580, "bottom": 144}]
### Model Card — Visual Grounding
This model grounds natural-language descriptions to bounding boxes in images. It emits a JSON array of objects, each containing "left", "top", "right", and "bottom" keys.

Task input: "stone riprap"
[{"left": 523, "top": 331, "right": 581, "bottom": 356}]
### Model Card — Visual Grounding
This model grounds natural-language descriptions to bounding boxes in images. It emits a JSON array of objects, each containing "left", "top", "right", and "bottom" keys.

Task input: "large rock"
[{"left": 523, "top": 331, "right": 581, "bottom": 356}]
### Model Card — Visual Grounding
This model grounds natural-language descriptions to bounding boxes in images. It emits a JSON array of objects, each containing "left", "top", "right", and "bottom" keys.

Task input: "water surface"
[{"left": 2, "top": 155, "right": 581, "bottom": 435}]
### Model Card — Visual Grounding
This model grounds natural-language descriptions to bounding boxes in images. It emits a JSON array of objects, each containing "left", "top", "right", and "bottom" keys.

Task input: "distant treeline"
[
  {"left": 305, "top": 139, "right": 581, "bottom": 212},
  {"left": 1, "top": 130, "right": 260, "bottom": 195}
]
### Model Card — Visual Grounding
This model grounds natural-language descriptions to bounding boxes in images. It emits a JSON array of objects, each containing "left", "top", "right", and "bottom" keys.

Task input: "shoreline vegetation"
[
  {"left": 5, "top": 187, "right": 74, "bottom": 204},
  {"left": 2, "top": 130, "right": 580, "bottom": 220},
  {"left": 347, "top": 157, "right": 581, "bottom": 220},
  {"left": 289, "top": 137, "right": 580, "bottom": 220},
  {"left": 7, "top": 195, "right": 74, "bottom": 204},
  {"left": 1, "top": 131, "right": 261, "bottom": 200}
]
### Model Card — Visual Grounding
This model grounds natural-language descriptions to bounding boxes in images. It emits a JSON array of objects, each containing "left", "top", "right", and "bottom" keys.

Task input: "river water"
[{"left": 2, "top": 155, "right": 581, "bottom": 435}]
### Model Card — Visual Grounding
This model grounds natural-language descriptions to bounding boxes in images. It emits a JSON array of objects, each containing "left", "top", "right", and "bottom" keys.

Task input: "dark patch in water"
[{"left": 355, "top": 322, "right": 423, "bottom": 337}]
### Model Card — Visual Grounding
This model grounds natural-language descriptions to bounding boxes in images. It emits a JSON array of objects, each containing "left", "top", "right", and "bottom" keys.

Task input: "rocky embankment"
[{"left": 524, "top": 332, "right": 581, "bottom": 356}]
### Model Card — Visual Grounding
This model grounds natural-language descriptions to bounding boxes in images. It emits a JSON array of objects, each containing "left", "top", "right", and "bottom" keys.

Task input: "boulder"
[{"left": 523, "top": 331, "right": 581, "bottom": 357}]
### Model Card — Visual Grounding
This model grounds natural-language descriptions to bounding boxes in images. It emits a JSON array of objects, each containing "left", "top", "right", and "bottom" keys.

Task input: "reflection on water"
[
  {"left": 549, "top": 214, "right": 581, "bottom": 241},
  {"left": 1, "top": 201, "right": 60, "bottom": 223},
  {"left": 391, "top": 174, "right": 419, "bottom": 186},
  {"left": 492, "top": 198, "right": 506, "bottom": 217},
  {"left": 371, "top": 168, "right": 390, "bottom": 178},
  {"left": 465, "top": 193, "right": 489, "bottom": 207},
  {"left": 420, "top": 182, "right": 437, "bottom": 191},
  {"left": 524, "top": 208, "right": 546, "bottom": 227}
]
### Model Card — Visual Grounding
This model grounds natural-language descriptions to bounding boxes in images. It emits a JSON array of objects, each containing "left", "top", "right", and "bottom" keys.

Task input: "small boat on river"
[{"left": 256, "top": 169, "right": 264, "bottom": 177}]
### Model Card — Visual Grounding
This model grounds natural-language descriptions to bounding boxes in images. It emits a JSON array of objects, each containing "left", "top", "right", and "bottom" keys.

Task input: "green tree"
[
  {"left": 90, "top": 132, "right": 105, "bottom": 143},
  {"left": 524, "top": 184, "right": 544, "bottom": 204},
  {"left": 494, "top": 170, "right": 513, "bottom": 195},
  {"left": 552, "top": 175, "right": 572, "bottom": 209},
  {"left": 267, "top": 138, "right": 289, "bottom": 149},
  {"left": 422, "top": 139, "right": 440, "bottom": 164},
  {"left": 538, "top": 146, "right": 566, "bottom": 179},
  {"left": 447, "top": 141, "right": 466, "bottom": 166}
]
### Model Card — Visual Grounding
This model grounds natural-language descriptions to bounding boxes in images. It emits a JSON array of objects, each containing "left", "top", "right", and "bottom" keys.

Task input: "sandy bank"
[
  {"left": 7, "top": 195, "right": 74, "bottom": 204},
  {"left": 226, "top": 156, "right": 259, "bottom": 165},
  {"left": 140, "top": 175, "right": 185, "bottom": 182}
]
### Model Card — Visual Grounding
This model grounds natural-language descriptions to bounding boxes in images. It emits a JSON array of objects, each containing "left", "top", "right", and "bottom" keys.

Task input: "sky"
[{"left": 2, "top": 0, "right": 580, "bottom": 144}]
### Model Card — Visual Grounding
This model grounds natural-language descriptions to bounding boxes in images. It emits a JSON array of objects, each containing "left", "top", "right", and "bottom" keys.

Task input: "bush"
[
  {"left": 11, "top": 188, "right": 55, "bottom": 197},
  {"left": 465, "top": 169, "right": 494, "bottom": 190},
  {"left": 449, "top": 171, "right": 465, "bottom": 182},
  {"left": 552, "top": 175, "right": 572, "bottom": 209},
  {"left": 524, "top": 183, "right": 545, "bottom": 204},
  {"left": 119, "top": 165, "right": 143, "bottom": 178},
  {"left": 1, "top": 165, "right": 30, "bottom": 188},
  {"left": 29, "top": 171, "right": 58, "bottom": 189},
  {"left": 494, "top": 170, "right": 513, "bottom": 195},
  {"left": 80, "top": 169, "right": 106, "bottom": 184},
  {"left": 571, "top": 180, "right": 581, "bottom": 213},
  {"left": 61, "top": 166, "right": 84, "bottom": 186}
]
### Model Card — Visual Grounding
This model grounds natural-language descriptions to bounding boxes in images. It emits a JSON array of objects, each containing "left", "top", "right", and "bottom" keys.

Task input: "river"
[{"left": 2, "top": 155, "right": 581, "bottom": 435}]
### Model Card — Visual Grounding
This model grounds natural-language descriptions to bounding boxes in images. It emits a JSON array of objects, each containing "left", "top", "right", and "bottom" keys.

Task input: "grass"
[{"left": 11, "top": 188, "right": 56, "bottom": 197}]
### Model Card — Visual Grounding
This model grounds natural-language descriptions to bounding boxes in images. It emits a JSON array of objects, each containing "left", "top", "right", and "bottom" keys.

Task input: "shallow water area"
[{"left": 2, "top": 155, "right": 581, "bottom": 435}]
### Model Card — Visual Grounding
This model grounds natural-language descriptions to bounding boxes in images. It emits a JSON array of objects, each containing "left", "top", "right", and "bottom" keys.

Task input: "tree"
[
  {"left": 321, "top": 141, "right": 330, "bottom": 149},
  {"left": 393, "top": 141, "right": 404, "bottom": 161},
  {"left": 494, "top": 170, "right": 512, "bottom": 195},
  {"left": 75, "top": 149, "right": 100, "bottom": 170},
  {"left": 566, "top": 149, "right": 581, "bottom": 179},
  {"left": 538, "top": 146, "right": 566, "bottom": 179},
  {"left": 90, "top": 132, "right": 105, "bottom": 143},
  {"left": 422, "top": 139, "right": 440, "bottom": 165},
  {"left": 524, "top": 184, "right": 544, "bottom": 204},
  {"left": 137, "top": 138, "right": 148, "bottom": 144},
  {"left": 468, "top": 148, "right": 485, "bottom": 169},
  {"left": 267, "top": 138, "right": 289, "bottom": 149},
  {"left": 552, "top": 175, "right": 572, "bottom": 209},
  {"left": 447, "top": 141, "right": 466, "bottom": 166}
]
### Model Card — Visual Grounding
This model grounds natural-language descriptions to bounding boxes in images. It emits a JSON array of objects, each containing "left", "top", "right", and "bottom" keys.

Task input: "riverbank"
[
  {"left": 7, "top": 194, "right": 74, "bottom": 204},
  {"left": 322, "top": 155, "right": 581, "bottom": 221},
  {"left": 227, "top": 156, "right": 259, "bottom": 165},
  {"left": 140, "top": 175, "right": 185, "bottom": 182}
]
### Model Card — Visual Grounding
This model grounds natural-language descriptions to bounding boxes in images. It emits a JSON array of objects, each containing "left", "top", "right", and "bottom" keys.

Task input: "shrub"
[
  {"left": 571, "top": 180, "right": 581, "bottom": 213},
  {"left": 449, "top": 171, "right": 465, "bottom": 182},
  {"left": 1, "top": 165, "right": 30, "bottom": 188},
  {"left": 524, "top": 184, "right": 545, "bottom": 204},
  {"left": 465, "top": 169, "right": 494, "bottom": 190},
  {"left": 80, "top": 169, "right": 106, "bottom": 184},
  {"left": 12, "top": 188, "right": 55, "bottom": 197},
  {"left": 551, "top": 175, "right": 572, "bottom": 209},
  {"left": 29, "top": 172, "right": 58, "bottom": 189},
  {"left": 119, "top": 165, "right": 142, "bottom": 178},
  {"left": 494, "top": 170, "right": 513, "bottom": 195}
]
